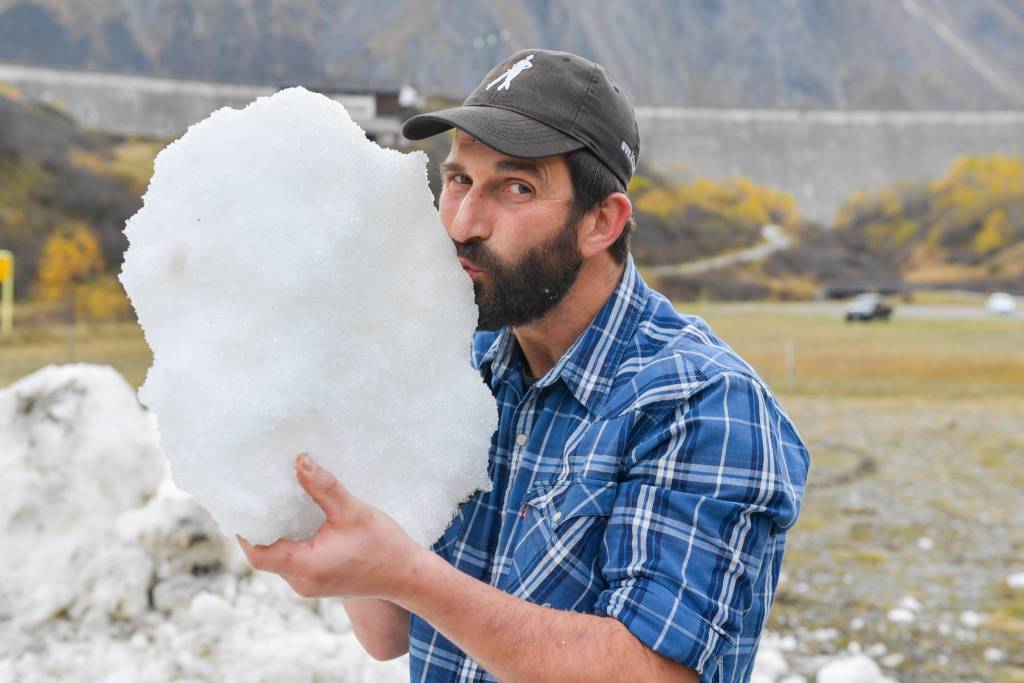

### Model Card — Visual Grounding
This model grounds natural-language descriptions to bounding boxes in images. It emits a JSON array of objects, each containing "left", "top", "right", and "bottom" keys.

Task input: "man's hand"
[
  {"left": 238, "top": 453, "right": 697, "bottom": 681},
  {"left": 237, "top": 453, "right": 425, "bottom": 602}
]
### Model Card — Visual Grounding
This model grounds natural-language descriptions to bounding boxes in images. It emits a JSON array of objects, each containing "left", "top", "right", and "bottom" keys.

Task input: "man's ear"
[{"left": 578, "top": 192, "right": 632, "bottom": 259}]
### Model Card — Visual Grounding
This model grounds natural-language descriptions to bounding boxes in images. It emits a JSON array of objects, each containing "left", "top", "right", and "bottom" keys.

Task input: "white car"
[
  {"left": 987, "top": 292, "right": 1017, "bottom": 316},
  {"left": 844, "top": 293, "right": 893, "bottom": 322}
]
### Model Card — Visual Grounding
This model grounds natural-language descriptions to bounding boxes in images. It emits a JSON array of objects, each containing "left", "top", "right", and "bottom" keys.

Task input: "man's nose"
[{"left": 446, "top": 188, "right": 493, "bottom": 244}]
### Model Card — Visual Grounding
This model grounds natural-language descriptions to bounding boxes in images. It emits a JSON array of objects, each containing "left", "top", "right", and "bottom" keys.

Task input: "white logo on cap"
[
  {"left": 486, "top": 54, "right": 534, "bottom": 91},
  {"left": 621, "top": 141, "right": 637, "bottom": 173}
]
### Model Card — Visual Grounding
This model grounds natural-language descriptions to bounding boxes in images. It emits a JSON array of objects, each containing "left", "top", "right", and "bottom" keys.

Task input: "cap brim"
[{"left": 402, "top": 105, "right": 585, "bottom": 159}]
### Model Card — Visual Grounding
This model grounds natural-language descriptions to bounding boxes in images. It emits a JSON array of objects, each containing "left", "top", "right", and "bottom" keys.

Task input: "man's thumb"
[{"left": 295, "top": 452, "right": 349, "bottom": 523}]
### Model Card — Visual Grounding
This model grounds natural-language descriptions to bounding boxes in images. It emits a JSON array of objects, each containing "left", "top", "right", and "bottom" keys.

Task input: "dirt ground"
[{"left": 773, "top": 395, "right": 1024, "bottom": 682}]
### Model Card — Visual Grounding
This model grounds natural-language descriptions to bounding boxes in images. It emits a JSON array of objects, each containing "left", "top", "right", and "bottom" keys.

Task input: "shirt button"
[
  {"left": 515, "top": 433, "right": 528, "bottom": 446},
  {"left": 552, "top": 511, "right": 563, "bottom": 522}
]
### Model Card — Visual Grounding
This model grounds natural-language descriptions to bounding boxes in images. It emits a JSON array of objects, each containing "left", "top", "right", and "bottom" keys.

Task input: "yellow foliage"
[
  {"left": 881, "top": 192, "right": 902, "bottom": 219},
  {"left": 36, "top": 223, "right": 105, "bottom": 302},
  {"left": 836, "top": 155, "right": 1023, "bottom": 260},
  {"left": 634, "top": 186, "right": 678, "bottom": 218},
  {"left": 632, "top": 174, "right": 800, "bottom": 231},
  {"left": 943, "top": 155, "right": 1024, "bottom": 194},
  {"left": 627, "top": 174, "right": 652, "bottom": 194},
  {"left": 973, "top": 209, "right": 1013, "bottom": 254},
  {"left": 934, "top": 155, "right": 1024, "bottom": 223}
]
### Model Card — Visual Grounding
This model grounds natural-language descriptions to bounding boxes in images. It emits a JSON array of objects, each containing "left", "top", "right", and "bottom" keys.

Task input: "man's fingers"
[
  {"left": 237, "top": 535, "right": 305, "bottom": 575},
  {"left": 295, "top": 452, "right": 351, "bottom": 524}
]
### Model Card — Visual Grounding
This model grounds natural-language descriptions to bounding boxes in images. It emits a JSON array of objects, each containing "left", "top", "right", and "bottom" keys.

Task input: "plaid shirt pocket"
[{"left": 510, "top": 478, "right": 617, "bottom": 608}]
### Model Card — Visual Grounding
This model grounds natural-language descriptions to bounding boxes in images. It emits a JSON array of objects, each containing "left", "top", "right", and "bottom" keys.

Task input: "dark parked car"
[{"left": 844, "top": 293, "right": 893, "bottom": 322}]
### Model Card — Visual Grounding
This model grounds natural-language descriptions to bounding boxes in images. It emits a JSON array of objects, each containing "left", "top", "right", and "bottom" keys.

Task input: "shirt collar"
[{"left": 479, "top": 256, "right": 650, "bottom": 415}]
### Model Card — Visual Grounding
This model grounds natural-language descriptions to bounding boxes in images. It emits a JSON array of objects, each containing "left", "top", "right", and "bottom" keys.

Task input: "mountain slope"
[{"left": 0, "top": 0, "right": 1022, "bottom": 108}]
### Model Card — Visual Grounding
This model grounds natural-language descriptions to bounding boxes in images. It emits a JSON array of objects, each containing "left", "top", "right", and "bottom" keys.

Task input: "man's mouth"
[{"left": 458, "top": 258, "right": 483, "bottom": 278}]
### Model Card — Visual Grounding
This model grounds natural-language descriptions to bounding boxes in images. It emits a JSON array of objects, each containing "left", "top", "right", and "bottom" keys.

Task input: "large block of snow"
[{"left": 120, "top": 87, "right": 495, "bottom": 546}]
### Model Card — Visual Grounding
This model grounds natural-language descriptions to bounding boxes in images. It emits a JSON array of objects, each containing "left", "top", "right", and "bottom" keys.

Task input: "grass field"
[
  {"left": 0, "top": 317, "right": 151, "bottom": 388},
  {"left": 1, "top": 300, "right": 1022, "bottom": 681},
  {"left": 682, "top": 301, "right": 1024, "bottom": 400},
  {"left": 3, "top": 300, "right": 1021, "bottom": 397}
]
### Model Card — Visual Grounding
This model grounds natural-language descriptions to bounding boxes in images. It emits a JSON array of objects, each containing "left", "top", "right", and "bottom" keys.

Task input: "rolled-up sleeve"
[{"left": 594, "top": 371, "right": 807, "bottom": 675}]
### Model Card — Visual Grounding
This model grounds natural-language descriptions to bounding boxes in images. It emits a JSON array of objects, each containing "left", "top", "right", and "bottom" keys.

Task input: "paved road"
[
  {"left": 690, "top": 300, "right": 1024, "bottom": 320},
  {"left": 646, "top": 224, "right": 791, "bottom": 277}
]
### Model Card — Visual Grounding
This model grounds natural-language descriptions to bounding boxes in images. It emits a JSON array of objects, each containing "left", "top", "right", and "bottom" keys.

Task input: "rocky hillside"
[
  {"left": 0, "top": 0, "right": 1022, "bottom": 108},
  {"left": 652, "top": 154, "right": 1024, "bottom": 301}
]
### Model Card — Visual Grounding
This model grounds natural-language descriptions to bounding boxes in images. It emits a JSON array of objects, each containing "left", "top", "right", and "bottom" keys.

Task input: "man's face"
[{"left": 439, "top": 131, "right": 582, "bottom": 330}]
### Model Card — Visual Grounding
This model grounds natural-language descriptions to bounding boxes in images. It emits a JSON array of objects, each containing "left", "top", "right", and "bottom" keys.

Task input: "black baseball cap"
[{"left": 402, "top": 49, "right": 640, "bottom": 190}]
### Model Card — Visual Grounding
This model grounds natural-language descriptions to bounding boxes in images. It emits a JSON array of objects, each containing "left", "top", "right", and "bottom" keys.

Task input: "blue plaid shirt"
[{"left": 409, "top": 258, "right": 809, "bottom": 682}]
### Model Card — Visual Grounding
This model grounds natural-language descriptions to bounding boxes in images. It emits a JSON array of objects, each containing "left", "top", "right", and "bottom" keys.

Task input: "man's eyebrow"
[
  {"left": 495, "top": 159, "right": 546, "bottom": 182},
  {"left": 439, "top": 161, "right": 465, "bottom": 175},
  {"left": 442, "top": 157, "right": 552, "bottom": 184}
]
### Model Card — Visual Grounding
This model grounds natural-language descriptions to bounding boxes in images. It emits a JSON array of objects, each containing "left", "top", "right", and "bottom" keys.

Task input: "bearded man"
[{"left": 241, "top": 49, "right": 810, "bottom": 683}]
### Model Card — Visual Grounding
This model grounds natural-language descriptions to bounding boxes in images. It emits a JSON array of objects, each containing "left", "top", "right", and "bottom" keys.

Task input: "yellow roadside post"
[{"left": 0, "top": 250, "right": 13, "bottom": 335}]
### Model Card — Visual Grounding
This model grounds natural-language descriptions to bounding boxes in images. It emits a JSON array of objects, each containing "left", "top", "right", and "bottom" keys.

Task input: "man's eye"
[
  {"left": 448, "top": 173, "right": 470, "bottom": 185},
  {"left": 508, "top": 182, "right": 532, "bottom": 195}
]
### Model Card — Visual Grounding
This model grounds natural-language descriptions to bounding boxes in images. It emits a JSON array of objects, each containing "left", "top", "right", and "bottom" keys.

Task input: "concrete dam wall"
[
  {"left": 0, "top": 63, "right": 400, "bottom": 143},
  {"left": 3, "top": 63, "right": 1023, "bottom": 223},
  {"left": 635, "top": 107, "right": 1024, "bottom": 222}
]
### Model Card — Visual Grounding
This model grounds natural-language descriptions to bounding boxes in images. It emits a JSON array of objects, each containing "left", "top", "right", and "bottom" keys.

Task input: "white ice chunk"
[
  {"left": 120, "top": 86, "right": 495, "bottom": 546},
  {"left": 959, "top": 610, "right": 984, "bottom": 628},
  {"left": 897, "top": 595, "right": 922, "bottom": 612},
  {"left": 886, "top": 607, "right": 915, "bottom": 624},
  {"left": 816, "top": 654, "right": 892, "bottom": 683}
]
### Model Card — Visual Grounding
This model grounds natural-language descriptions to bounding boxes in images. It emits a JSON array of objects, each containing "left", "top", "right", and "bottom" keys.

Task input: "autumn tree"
[
  {"left": 832, "top": 155, "right": 1024, "bottom": 289},
  {"left": 36, "top": 222, "right": 105, "bottom": 323}
]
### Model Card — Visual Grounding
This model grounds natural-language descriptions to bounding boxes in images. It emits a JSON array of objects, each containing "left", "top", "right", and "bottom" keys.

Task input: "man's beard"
[{"left": 455, "top": 214, "right": 584, "bottom": 331}]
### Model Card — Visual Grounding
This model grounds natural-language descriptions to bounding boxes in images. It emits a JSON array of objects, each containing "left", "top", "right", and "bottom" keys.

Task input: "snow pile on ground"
[
  {"left": 0, "top": 364, "right": 165, "bottom": 630},
  {"left": 119, "top": 86, "right": 495, "bottom": 547},
  {"left": 0, "top": 364, "right": 406, "bottom": 682}
]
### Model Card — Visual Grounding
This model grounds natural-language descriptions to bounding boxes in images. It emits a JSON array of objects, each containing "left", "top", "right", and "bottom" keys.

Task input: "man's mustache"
[{"left": 454, "top": 240, "right": 500, "bottom": 270}]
